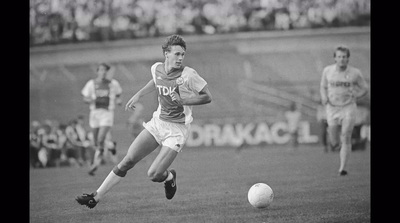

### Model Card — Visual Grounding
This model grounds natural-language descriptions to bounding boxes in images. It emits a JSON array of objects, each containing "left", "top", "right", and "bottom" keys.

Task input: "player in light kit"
[
  {"left": 320, "top": 46, "right": 369, "bottom": 176},
  {"left": 81, "top": 63, "right": 123, "bottom": 176},
  {"left": 76, "top": 34, "right": 212, "bottom": 208}
]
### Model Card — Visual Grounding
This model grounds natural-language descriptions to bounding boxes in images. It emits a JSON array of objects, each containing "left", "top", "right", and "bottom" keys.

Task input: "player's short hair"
[
  {"left": 334, "top": 45, "right": 350, "bottom": 58},
  {"left": 162, "top": 34, "right": 186, "bottom": 54},
  {"left": 97, "top": 62, "right": 111, "bottom": 71}
]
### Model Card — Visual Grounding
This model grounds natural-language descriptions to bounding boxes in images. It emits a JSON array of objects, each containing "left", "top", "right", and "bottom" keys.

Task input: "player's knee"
[
  {"left": 147, "top": 169, "right": 164, "bottom": 182},
  {"left": 340, "top": 133, "right": 352, "bottom": 144},
  {"left": 119, "top": 156, "right": 136, "bottom": 170}
]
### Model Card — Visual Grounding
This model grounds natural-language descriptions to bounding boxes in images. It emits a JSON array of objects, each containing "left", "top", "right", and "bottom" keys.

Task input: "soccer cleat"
[
  {"left": 164, "top": 169, "right": 177, "bottom": 200},
  {"left": 338, "top": 170, "right": 348, "bottom": 176},
  {"left": 76, "top": 192, "right": 98, "bottom": 209}
]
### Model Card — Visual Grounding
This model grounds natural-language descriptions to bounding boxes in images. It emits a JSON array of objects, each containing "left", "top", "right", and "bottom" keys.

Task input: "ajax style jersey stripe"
[
  {"left": 150, "top": 62, "right": 207, "bottom": 125},
  {"left": 81, "top": 78, "right": 122, "bottom": 111},
  {"left": 94, "top": 79, "right": 112, "bottom": 109}
]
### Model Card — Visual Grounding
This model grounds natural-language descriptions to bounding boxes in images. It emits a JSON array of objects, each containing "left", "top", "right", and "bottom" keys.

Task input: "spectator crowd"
[
  {"left": 29, "top": 115, "right": 118, "bottom": 168},
  {"left": 30, "top": 0, "right": 370, "bottom": 46}
]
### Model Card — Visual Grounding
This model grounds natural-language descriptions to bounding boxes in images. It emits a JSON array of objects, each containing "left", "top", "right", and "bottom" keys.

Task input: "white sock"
[
  {"left": 339, "top": 143, "right": 351, "bottom": 172},
  {"left": 95, "top": 171, "right": 122, "bottom": 201},
  {"left": 164, "top": 171, "right": 173, "bottom": 182}
]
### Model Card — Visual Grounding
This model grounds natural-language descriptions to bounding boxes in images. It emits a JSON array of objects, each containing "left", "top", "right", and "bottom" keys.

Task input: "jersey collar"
[{"left": 156, "top": 63, "right": 185, "bottom": 80}]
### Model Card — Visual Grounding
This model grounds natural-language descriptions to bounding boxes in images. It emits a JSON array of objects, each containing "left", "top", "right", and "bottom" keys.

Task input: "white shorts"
[
  {"left": 89, "top": 109, "right": 114, "bottom": 128},
  {"left": 326, "top": 103, "right": 357, "bottom": 127},
  {"left": 143, "top": 116, "right": 190, "bottom": 152}
]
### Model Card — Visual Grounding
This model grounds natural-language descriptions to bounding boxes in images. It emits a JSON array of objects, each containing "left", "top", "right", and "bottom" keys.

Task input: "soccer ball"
[{"left": 248, "top": 183, "right": 274, "bottom": 208}]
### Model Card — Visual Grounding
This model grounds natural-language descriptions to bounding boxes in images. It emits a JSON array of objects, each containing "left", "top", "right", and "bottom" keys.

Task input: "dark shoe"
[
  {"left": 338, "top": 170, "right": 348, "bottom": 176},
  {"left": 76, "top": 192, "right": 98, "bottom": 209},
  {"left": 164, "top": 169, "right": 177, "bottom": 200},
  {"left": 330, "top": 144, "right": 340, "bottom": 152},
  {"left": 88, "top": 167, "right": 97, "bottom": 176}
]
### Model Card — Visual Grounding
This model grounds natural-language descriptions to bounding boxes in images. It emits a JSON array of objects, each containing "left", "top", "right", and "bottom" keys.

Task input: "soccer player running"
[
  {"left": 76, "top": 34, "right": 212, "bottom": 208},
  {"left": 320, "top": 45, "right": 369, "bottom": 176},
  {"left": 81, "top": 63, "right": 123, "bottom": 176}
]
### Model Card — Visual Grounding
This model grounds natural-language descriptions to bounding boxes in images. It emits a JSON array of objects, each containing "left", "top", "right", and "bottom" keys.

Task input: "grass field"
[{"left": 29, "top": 144, "right": 370, "bottom": 223}]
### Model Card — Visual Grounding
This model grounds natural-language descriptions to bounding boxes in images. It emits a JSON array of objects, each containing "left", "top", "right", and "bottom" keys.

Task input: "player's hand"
[
  {"left": 170, "top": 91, "right": 182, "bottom": 105},
  {"left": 125, "top": 95, "right": 139, "bottom": 111}
]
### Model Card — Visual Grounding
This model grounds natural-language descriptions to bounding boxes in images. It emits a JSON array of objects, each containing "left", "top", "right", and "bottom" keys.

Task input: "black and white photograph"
[{"left": 29, "top": 0, "right": 371, "bottom": 222}]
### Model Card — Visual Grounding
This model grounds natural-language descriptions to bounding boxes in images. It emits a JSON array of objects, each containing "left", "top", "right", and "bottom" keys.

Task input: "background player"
[
  {"left": 320, "top": 45, "right": 369, "bottom": 176},
  {"left": 76, "top": 34, "right": 212, "bottom": 209},
  {"left": 284, "top": 102, "right": 302, "bottom": 149},
  {"left": 81, "top": 63, "right": 123, "bottom": 176}
]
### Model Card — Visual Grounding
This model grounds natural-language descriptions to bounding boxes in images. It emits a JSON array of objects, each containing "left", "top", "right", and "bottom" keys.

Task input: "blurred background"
[
  {"left": 30, "top": 0, "right": 370, "bottom": 46},
  {"left": 30, "top": 0, "right": 370, "bottom": 168}
]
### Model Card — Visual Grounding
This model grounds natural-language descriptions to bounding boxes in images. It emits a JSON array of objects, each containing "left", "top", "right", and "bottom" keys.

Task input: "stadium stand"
[{"left": 30, "top": 0, "right": 370, "bottom": 46}]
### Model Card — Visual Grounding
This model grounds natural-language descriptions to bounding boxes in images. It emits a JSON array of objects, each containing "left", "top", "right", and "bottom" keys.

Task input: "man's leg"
[
  {"left": 147, "top": 146, "right": 178, "bottom": 182},
  {"left": 147, "top": 145, "right": 179, "bottom": 199},
  {"left": 91, "top": 127, "right": 99, "bottom": 150},
  {"left": 93, "top": 129, "right": 159, "bottom": 202},
  {"left": 321, "top": 121, "right": 329, "bottom": 152},
  {"left": 88, "top": 127, "right": 99, "bottom": 173},
  {"left": 73, "top": 146, "right": 84, "bottom": 166},
  {"left": 293, "top": 130, "right": 299, "bottom": 148},
  {"left": 338, "top": 116, "right": 355, "bottom": 175},
  {"left": 327, "top": 124, "right": 340, "bottom": 152},
  {"left": 77, "top": 129, "right": 159, "bottom": 208},
  {"left": 89, "top": 126, "right": 110, "bottom": 175}
]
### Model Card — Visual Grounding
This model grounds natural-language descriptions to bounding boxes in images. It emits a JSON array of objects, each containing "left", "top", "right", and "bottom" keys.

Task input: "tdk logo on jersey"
[{"left": 156, "top": 85, "right": 176, "bottom": 96}]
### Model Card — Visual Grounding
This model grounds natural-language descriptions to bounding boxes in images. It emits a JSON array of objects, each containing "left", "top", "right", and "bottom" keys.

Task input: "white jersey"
[
  {"left": 81, "top": 78, "right": 122, "bottom": 111},
  {"left": 150, "top": 62, "right": 207, "bottom": 125},
  {"left": 320, "top": 64, "right": 368, "bottom": 107}
]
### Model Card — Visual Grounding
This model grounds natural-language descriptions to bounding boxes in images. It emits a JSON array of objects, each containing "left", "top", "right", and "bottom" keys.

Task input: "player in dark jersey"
[
  {"left": 81, "top": 63, "right": 122, "bottom": 176},
  {"left": 76, "top": 34, "right": 212, "bottom": 209}
]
